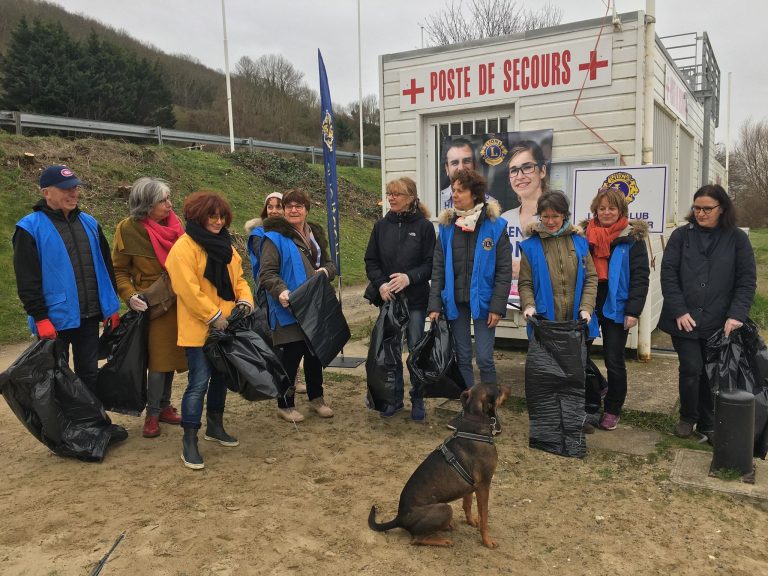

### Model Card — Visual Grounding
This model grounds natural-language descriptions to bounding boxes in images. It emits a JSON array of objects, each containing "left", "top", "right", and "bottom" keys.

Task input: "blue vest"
[
  {"left": 262, "top": 231, "right": 308, "bottom": 330},
  {"left": 601, "top": 241, "right": 634, "bottom": 324},
  {"left": 439, "top": 214, "right": 507, "bottom": 321},
  {"left": 16, "top": 211, "right": 120, "bottom": 333},
  {"left": 520, "top": 233, "right": 600, "bottom": 339},
  {"left": 247, "top": 226, "right": 265, "bottom": 279}
]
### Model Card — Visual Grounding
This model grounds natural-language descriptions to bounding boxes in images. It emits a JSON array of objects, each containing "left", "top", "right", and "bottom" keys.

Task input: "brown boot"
[
  {"left": 310, "top": 397, "right": 334, "bottom": 418},
  {"left": 159, "top": 405, "right": 181, "bottom": 425},
  {"left": 143, "top": 415, "right": 160, "bottom": 438}
]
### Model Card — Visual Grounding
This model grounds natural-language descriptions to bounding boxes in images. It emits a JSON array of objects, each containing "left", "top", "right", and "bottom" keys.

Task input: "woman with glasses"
[
  {"left": 580, "top": 188, "right": 650, "bottom": 431},
  {"left": 165, "top": 191, "right": 254, "bottom": 470},
  {"left": 428, "top": 169, "right": 511, "bottom": 431},
  {"left": 660, "top": 184, "right": 756, "bottom": 441},
  {"left": 259, "top": 189, "right": 337, "bottom": 423},
  {"left": 112, "top": 177, "right": 187, "bottom": 439},
  {"left": 500, "top": 140, "right": 549, "bottom": 300},
  {"left": 364, "top": 177, "right": 435, "bottom": 421}
]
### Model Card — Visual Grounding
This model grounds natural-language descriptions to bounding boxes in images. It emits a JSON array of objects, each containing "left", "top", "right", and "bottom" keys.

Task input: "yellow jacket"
[{"left": 165, "top": 234, "right": 253, "bottom": 347}]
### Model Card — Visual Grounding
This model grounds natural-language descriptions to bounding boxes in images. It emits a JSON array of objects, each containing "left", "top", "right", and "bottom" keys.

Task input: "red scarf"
[
  {"left": 586, "top": 217, "right": 628, "bottom": 281},
  {"left": 141, "top": 210, "right": 184, "bottom": 268}
]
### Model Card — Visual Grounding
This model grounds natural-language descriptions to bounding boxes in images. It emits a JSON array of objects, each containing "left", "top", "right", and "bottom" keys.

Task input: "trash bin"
[{"left": 711, "top": 389, "right": 755, "bottom": 477}]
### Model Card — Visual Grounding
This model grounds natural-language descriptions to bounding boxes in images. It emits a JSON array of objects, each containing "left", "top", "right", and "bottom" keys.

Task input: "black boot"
[
  {"left": 181, "top": 427, "right": 204, "bottom": 470},
  {"left": 204, "top": 412, "right": 239, "bottom": 447}
]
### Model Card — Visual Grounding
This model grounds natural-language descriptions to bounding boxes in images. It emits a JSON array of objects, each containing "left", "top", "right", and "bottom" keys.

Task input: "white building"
[{"left": 377, "top": 9, "right": 724, "bottom": 357}]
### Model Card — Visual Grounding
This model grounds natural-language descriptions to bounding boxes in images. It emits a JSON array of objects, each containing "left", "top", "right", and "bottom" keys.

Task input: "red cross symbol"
[
  {"left": 578, "top": 50, "right": 609, "bottom": 81},
  {"left": 402, "top": 78, "right": 424, "bottom": 105}
]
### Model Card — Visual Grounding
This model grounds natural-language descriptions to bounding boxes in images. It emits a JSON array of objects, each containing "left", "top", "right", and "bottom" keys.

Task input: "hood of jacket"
[
  {"left": 578, "top": 218, "right": 649, "bottom": 243},
  {"left": 263, "top": 216, "right": 330, "bottom": 254},
  {"left": 244, "top": 217, "right": 263, "bottom": 234},
  {"left": 437, "top": 200, "right": 502, "bottom": 227},
  {"left": 525, "top": 221, "right": 584, "bottom": 238}
]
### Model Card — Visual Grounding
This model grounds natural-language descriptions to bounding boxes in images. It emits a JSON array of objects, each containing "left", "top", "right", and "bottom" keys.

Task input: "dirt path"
[{"left": 1, "top": 288, "right": 767, "bottom": 574}]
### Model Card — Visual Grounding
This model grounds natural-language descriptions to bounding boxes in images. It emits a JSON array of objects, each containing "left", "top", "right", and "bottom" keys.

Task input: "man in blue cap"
[{"left": 13, "top": 165, "right": 121, "bottom": 393}]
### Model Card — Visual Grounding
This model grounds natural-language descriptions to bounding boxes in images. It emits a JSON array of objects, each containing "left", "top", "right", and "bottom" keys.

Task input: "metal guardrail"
[{"left": 0, "top": 110, "right": 381, "bottom": 165}]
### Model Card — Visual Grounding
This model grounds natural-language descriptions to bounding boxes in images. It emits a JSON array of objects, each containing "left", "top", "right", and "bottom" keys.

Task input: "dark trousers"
[
  {"left": 278, "top": 340, "right": 323, "bottom": 408},
  {"left": 597, "top": 315, "right": 630, "bottom": 416},
  {"left": 57, "top": 316, "right": 101, "bottom": 392},
  {"left": 671, "top": 335, "right": 714, "bottom": 431}
]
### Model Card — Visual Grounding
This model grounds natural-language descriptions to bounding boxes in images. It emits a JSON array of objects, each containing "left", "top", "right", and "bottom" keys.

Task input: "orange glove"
[
  {"left": 104, "top": 312, "right": 121, "bottom": 330},
  {"left": 35, "top": 319, "right": 57, "bottom": 340}
]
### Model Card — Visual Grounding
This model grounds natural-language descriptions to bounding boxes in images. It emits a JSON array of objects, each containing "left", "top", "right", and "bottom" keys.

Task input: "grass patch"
[
  {"left": 0, "top": 134, "right": 381, "bottom": 343},
  {"left": 711, "top": 467, "right": 743, "bottom": 481}
]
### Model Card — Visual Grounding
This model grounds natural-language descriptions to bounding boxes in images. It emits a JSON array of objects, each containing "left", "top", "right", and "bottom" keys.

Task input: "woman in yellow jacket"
[{"left": 165, "top": 191, "right": 253, "bottom": 470}]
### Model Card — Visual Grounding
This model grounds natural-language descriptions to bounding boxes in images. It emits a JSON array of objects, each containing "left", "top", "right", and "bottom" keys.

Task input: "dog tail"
[{"left": 368, "top": 505, "right": 399, "bottom": 532}]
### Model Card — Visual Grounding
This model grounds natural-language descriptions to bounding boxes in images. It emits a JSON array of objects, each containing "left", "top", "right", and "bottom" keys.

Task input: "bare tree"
[
  {"left": 423, "top": 0, "right": 563, "bottom": 46},
  {"left": 730, "top": 119, "right": 768, "bottom": 226}
]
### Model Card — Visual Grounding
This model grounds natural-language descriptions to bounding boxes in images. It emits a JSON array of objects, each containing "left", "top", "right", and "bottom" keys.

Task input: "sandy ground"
[{"left": 1, "top": 289, "right": 767, "bottom": 575}]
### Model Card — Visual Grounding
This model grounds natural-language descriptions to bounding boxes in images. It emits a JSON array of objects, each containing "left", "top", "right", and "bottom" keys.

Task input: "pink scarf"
[{"left": 141, "top": 210, "right": 184, "bottom": 268}]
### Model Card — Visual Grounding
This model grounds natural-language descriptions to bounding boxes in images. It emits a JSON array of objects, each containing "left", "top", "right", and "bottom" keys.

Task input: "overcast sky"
[{"left": 46, "top": 0, "right": 764, "bottom": 143}]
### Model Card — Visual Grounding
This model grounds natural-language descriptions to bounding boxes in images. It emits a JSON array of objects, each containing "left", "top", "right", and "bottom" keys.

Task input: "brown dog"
[{"left": 368, "top": 383, "right": 508, "bottom": 548}]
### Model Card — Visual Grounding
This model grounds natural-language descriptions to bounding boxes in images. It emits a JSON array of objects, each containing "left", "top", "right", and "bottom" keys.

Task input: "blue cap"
[{"left": 40, "top": 165, "right": 82, "bottom": 189}]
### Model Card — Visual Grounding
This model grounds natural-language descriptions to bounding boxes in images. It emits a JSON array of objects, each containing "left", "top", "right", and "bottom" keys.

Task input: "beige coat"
[
  {"left": 518, "top": 224, "right": 597, "bottom": 321},
  {"left": 112, "top": 218, "right": 187, "bottom": 373}
]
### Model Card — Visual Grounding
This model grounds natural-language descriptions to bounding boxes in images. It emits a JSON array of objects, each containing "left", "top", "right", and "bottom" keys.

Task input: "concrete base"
[{"left": 670, "top": 449, "right": 768, "bottom": 500}]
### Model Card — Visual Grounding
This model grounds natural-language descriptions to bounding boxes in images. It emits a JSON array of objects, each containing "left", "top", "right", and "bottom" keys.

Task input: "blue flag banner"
[{"left": 318, "top": 50, "right": 341, "bottom": 275}]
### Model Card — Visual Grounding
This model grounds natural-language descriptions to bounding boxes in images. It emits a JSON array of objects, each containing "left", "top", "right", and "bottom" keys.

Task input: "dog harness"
[{"left": 436, "top": 428, "right": 495, "bottom": 487}]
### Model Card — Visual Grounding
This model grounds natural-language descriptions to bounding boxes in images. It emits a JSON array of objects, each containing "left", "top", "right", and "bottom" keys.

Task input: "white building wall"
[{"left": 380, "top": 13, "right": 645, "bottom": 203}]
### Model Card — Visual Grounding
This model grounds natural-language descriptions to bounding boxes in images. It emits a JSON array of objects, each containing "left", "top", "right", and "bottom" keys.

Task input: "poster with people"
[{"left": 437, "top": 129, "right": 554, "bottom": 306}]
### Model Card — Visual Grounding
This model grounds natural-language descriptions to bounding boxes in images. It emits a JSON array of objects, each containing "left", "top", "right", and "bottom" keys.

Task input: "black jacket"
[
  {"left": 659, "top": 222, "right": 756, "bottom": 339},
  {"left": 364, "top": 209, "right": 436, "bottom": 309},
  {"left": 13, "top": 200, "right": 116, "bottom": 322}
]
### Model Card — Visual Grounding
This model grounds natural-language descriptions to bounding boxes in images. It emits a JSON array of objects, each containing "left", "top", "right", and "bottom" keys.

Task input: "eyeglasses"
[
  {"left": 692, "top": 205, "right": 720, "bottom": 215},
  {"left": 285, "top": 203, "right": 305, "bottom": 211},
  {"left": 508, "top": 163, "right": 539, "bottom": 177},
  {"left": 385, "top": 192, "right": 408, "bottom": 198},
  {"left": 208, "top": 214, "right": 225, "bottom": 223}
]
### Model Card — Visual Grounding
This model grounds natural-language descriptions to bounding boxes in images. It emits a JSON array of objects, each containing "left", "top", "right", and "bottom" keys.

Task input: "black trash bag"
[
  {"left": 365, "top": 296, "right": 409, "bottom": 411},
  {"left": 95, "top": 310, "right": 148, "bottom": 415},
  {"left": 524, "top": 316, "right": 588, "bottom": 458},
  {"left": 406, "top": 318, "right": 467, "bottom": 399},
  {"left": 706, "top": 319, "right": 768, "bottom": 458},
  {"left": 705, "top": 327, "right": 756, "bottom": 394},
  {"left": 289, "top": 272, "right": 350, "bottom": 367},
  {"left": 585, "top": 358, "right": 607, "bottom": 414},
  {"left": 252, "top": 286, "right": 273, "bottom": 345},
  {"left": 754, "top": 388, "right": 768, "bottom": 459},
  {"left": 0, "top": 339, "right": 125, "bottom": 462},
  {"left": 204, "top": 308, "right": 291, "bottom": 401}
]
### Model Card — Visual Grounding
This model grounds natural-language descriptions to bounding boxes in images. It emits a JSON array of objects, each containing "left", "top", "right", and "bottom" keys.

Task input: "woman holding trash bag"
[
  {"left": 659, "top": 184, "right": 756, "bottom": 441},
  {"left": 165, "top": 191, "right": 254, "bottom": 470},
  {"left": 519, "top": 191, "right": 598, "bottom": 434},
  {"left": 259, "top": 188, "right": 337, "bottom": 423},
  {"left": 427, "top": 169, "right": 512, "bottom": 425},
  {"left": 112, "top": 177, "right": 188, "bottom": 438},
  {"left": 364, "top": 177, "right": 435, "bottom": 421},
  {"left": 581, "top": 188, "right": 650, "bottom": 431}
]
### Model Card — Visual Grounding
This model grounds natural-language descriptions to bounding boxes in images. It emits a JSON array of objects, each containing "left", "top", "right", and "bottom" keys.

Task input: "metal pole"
[
  {"left": 221, "top": 0, "right": 235, "bottom": 153},
  {"left": 638, "top": 0, "right": 656, "bottom": 362},
  {"left": 357, "top": 0, "right": 364, "bottom": 168},
  {"left": 725, "top": 71, "right": 731, "bottom": 189}
]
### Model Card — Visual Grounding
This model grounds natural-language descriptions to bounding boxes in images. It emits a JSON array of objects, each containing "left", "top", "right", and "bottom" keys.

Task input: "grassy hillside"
[{"left": 0, "top": 134, "right": 381, "bottom": 343}]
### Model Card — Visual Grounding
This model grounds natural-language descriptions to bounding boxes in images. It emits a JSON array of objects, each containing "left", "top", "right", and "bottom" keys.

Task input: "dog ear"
[
  {"left": 496, "top": 384, "right": 511, "bottom": 408},
  {"left": 460, "top": 389, "right": 470, "bottom": 407}
]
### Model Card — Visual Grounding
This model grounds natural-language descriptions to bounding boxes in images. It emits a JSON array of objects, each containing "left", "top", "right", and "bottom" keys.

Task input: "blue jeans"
[
  {"left": 394, "top": 308, "right": 427, "bottom": 402},
  {"left": 181, "top": 347, "right": 227, "bottom": 429},
  {"left": 450, "top": 304, "right": 497, "bottom": 387}
]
